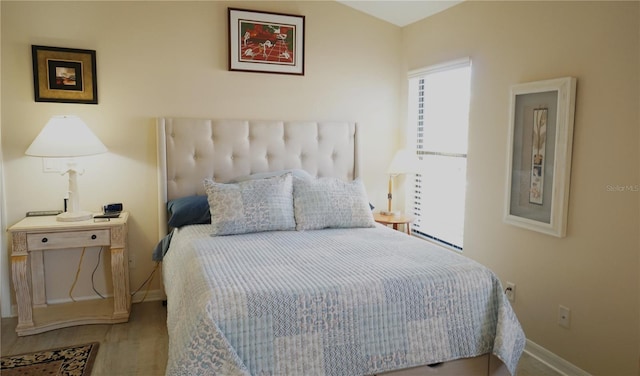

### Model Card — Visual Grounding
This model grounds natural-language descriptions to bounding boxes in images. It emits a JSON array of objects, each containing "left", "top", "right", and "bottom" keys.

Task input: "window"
[{"left": 407, "top": 58, "right": 471, "bottom": 251}]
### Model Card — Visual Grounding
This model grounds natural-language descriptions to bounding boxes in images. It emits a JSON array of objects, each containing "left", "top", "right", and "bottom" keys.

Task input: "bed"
[{"left": 155, "top": 118, "right": 526, "bottom": 376}]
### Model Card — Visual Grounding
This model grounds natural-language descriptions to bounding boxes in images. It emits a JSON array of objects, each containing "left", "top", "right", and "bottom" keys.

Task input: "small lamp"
[
  {"left": 381, "top": 149, "right": 418, "bottom": 216},
  {"left": 25, "top": 115, "right": 108, "bottom": 222}
]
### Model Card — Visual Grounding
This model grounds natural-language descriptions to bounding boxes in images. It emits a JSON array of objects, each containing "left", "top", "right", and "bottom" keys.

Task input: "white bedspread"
[{"left": 163, "top": 224, "right": 525, "bottom": 376}]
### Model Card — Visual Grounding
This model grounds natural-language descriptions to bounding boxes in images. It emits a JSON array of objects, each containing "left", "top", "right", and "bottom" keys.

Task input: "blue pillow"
[
  {"left": 152, "top": 231, "right": 174, "bottom": 261},
  {"left": 167, "top": 195, "right": 211, "bottom": 228}
]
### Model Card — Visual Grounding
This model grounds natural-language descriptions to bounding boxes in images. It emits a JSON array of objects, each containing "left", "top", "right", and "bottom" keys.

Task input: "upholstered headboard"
[{"left": 156, "top": 118, "right": 360, "bottom": 236}]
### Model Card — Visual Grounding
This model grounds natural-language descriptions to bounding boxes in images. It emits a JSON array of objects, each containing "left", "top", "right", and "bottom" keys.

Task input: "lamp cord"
[
  {"left": 71, "top": 249, "right": 159, "bottom": 303},
  {"left": 130, "top": 262, "right": 160, "bottom": 303},
  {"left": 69, "top": 247, "right": 107, "bottom": 301},
  {"left": 91, "top": 247, "right": 106, "bottom": 299},
  {"left": 69, "top": 247, "right": 87, "bottom": 302}
]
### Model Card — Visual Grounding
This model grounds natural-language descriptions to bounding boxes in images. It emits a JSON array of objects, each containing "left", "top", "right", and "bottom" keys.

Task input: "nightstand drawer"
[{"left": 27, "top": 229, "right": 111, "bottom": 250}]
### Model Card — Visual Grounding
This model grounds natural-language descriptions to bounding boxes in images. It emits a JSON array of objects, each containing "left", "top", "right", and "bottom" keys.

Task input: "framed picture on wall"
[
  {"left": 32, "top": 45, "right": 98, "bottom": 104},
  {"left": 228, "top": 8, "right": 305, "bottom": 75},
  {"left": 504, "top": 77, "right": 577, "bottom": 237}
]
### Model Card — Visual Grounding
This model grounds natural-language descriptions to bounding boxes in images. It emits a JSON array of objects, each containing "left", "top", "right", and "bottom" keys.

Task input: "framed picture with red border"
[{"left": 228, "top": 8, "right": 305, "bottom": 76}]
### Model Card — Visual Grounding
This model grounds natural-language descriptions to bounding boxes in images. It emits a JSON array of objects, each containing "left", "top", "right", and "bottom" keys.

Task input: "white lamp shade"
[
  {"left": 25, "top": 115, "right": 108, "bottom": 157},
  {"left": 386, "top": 149, "right": 418, "bottom": 175}
]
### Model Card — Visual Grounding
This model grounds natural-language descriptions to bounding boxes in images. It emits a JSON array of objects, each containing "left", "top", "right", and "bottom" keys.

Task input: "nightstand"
[
  {"left": 374, "top": 212, "right": 415, "bottom": 235},
  {"left": 8, "top": 212, "right": 130, "bottom": 336}
]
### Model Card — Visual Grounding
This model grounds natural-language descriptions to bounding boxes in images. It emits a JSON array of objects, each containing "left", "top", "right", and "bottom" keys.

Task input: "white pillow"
[
  {"left": 293, "top": 177, "right": 375, "bottom": 230},
  {"left": 203, "top": 173, "right": 295, "bottom": 236}
]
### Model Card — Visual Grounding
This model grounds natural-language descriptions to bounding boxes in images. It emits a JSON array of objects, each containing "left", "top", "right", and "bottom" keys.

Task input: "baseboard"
[
  {"left": 131, "top": 288, "right": 165, "bottom": 304},
  {"left": 47, "top": 294, "right": 114, "bottom": 305},
  {"left": 5, "top": 289, "right": 165, "bottom": 317},
  {"left": 525, "top": 339, "right": 591, "bottom": 376},
  {"left": 36, "top": 289, "right": 165, "bottom": 305}
]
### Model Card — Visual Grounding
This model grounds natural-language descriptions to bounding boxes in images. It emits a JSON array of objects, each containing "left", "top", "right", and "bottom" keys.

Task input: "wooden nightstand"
[
  {"left": 374, "top": 212, "right": 415, "bottom": 235},
  {"left": 8, "top": 212, "right": 130, "bottom": 336}
]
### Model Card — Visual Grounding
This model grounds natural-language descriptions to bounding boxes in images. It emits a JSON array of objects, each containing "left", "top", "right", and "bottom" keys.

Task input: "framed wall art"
[
  {"left": 504, "top": 77, "right": 577, "bottom": 237},
  {"left": 228, "top": 8, "right": 305, "bottom": 75},
  {"left": 32, "top": 45, "right": 98, "bottom": 104}
]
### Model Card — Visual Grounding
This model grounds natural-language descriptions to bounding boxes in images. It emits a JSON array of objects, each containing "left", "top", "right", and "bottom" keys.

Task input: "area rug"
[{"left": 1, "top": 342, "right": 99, "bottom": 376}]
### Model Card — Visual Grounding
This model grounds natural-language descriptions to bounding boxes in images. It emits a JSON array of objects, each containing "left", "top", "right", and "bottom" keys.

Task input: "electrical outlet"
[
  {"left": 558, "top": 305, "right": 570, "bottom": 328},
  {"left": 42, "top": 158, "right": 61, "bottom": 173},
  {"left": 42, "top": 158, "right": 73, "bottom": 173},
  {"left": 128, "top": 256, "right": 136, "bottom": 269},
  {"left": 505, "top": 282, "right": 516, "bottom": 302}
]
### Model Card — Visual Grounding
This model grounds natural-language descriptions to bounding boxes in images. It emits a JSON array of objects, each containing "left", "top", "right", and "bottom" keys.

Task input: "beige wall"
[
  {"left": 0, "top": 0, "right": 7, "bottom": 317},
  {"left": 3, "top": 1, "right": 639, "bottom": 375},
  {"left": 402, "top": 1, "right": 639, "bottom": 375},
  {"left": 1, "top": 1, "right": 401, "bottom": 303}
]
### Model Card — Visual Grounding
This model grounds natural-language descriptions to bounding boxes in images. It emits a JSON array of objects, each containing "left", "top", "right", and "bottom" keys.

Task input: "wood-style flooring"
[
  {"left": 1, "top": 301, "right": 168, "bottom": 375},
  {"left": 2, "top": 301, "right": 561, "bottom": 376}
]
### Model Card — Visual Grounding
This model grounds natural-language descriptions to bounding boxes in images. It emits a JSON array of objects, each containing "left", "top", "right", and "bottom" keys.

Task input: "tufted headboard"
[{"left": 156, "top": 118, "right": 361, "bottom": 237}]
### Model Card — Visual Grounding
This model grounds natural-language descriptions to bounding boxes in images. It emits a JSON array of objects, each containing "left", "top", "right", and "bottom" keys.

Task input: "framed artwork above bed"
[{"left": 228, "top": 8, "right": 305, "bottom": 75}]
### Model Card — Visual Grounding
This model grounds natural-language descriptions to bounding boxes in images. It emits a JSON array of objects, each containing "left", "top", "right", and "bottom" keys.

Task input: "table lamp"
[
  {"left": 381, "top": 149, "right": 418, "bottom": 216},
  {"left": 25, "top": 115, "right": 108, "bottom": 221}
]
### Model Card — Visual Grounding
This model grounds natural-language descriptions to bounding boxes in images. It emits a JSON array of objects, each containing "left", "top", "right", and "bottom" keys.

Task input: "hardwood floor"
[
  {"left": 2, "top": 301, "right": 561, "bottom": 376},
  {"left": 1, "top": 301, "right": 168, "bottom": 375}
]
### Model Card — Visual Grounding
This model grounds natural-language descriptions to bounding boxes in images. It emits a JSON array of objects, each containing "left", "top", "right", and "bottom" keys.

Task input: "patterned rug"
[{"left": 1, "top": 342, "right": 99, "bottom": 376}]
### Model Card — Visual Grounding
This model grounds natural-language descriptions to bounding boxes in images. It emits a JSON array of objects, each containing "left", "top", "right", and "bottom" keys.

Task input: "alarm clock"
[{"left": 103, "top": 203, "right": 123, "bottom": 214}]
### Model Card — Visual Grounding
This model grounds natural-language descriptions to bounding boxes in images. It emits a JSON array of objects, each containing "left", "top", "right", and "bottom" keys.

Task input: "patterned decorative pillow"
[
  {"left": 293, "top": 177, "right": 376, "bottom": 230},
  {"left": 203, "top": 173, "right": 295, "bottom": 236}
]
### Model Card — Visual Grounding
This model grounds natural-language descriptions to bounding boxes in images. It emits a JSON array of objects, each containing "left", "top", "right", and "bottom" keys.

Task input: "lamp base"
[
  {"left": 379, "top": 210, "right": 401, "bottom": 217},
  {"left": 56, "top": 210, "right": 93, "bottom": 222}
]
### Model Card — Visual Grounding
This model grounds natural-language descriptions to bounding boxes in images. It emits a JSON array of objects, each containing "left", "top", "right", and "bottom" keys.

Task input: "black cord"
[{"left": 91, "top": 247, "right": 106, "bottom": 299}]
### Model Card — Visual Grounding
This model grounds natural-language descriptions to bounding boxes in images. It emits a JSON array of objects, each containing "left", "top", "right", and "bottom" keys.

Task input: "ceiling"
[{"left": 336, "top": 1, "right": 463, "bottom": 27}]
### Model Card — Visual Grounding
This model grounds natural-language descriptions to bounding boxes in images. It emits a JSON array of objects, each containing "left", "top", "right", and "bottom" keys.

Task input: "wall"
[
  {"left": 402, "top": 1, "right": 639, "bottom": 375},
  {"left": 0, "top": 0, "right": 8, "bottom": 317},
  {"left": 1, "top": 1, "right": 401, "bottom": 307}
]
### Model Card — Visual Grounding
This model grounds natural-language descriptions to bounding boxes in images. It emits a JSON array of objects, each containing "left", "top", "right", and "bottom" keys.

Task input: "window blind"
[{"left": 408, "top": 59, "right": 471, "bottom": 251}]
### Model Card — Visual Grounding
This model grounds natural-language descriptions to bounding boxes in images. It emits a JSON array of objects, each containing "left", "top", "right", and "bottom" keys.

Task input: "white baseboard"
[
  {"left": 47, "top": 294, "right": 113, "bottom": 305},
  {"left": 5, "top": 289, "right": 165, "bottom": 317},
  {"left": 525, "top": 339, "right": 591, "bottom": 376},
  {"left": 131, "top": 289, "right": 165, "bottom": 304}
]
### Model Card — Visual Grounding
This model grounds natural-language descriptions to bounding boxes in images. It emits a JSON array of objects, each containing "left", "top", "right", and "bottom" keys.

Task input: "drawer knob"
[
  {"left": 91, "top": 234, "right": 97, "bottom": 240},
  {"left": 41, "top": 237, "right": 48, "bottom": 243}
]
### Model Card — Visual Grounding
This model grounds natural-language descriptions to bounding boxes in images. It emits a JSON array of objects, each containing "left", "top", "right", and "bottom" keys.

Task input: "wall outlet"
[
  {"left": 505, "top": 282, "right": 516, "bottom": 302},
  {"left": 558, "top": 305, "right": 571, "bottom": 328},
  {"left": 42, "top": 158, "right": 61, "bottom": 173},
  {"left": 128, "top": 256, "right": 136, "bottom": 269}
]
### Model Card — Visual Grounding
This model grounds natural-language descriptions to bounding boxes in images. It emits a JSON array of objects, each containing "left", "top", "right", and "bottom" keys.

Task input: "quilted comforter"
[{"left": 162, "top": 224, "right": 525, "bottom": 376}]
